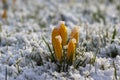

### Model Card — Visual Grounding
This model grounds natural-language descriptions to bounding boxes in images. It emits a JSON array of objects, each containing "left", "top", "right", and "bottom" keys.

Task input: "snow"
[
  {"left": 0, "top": 0, "right": 120, "bottom": 80},
  {"left": 55, "top": 35, "right": 62, "bottom": 43}
]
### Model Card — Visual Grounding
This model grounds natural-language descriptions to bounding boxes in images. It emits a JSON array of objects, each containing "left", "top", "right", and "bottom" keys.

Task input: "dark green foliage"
[
  {"left": 30, "top": 48, "right": 43, "bottom": 66},
  {"left": 117, "top": 5, "right": 120, "bottom": 11},
  {"left": 107, "top": 46, "right": 118, "bottom": 58},
  {"left": 111, "top": 27, "right": 117, "bottom": 43},
  {"left": 92, "top": 9, "right": 106, "bottom": 24}
]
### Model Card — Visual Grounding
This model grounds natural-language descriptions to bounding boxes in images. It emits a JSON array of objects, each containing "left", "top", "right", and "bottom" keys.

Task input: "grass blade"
[
  {"left": 111, "top": 27, "right": 117, "bottom": 43},
  {"left": 42, "top": 36, "right": 55, "bottom": 61},
  {"left": 113, "top": 60, "right": 117, "bottom": 80}
]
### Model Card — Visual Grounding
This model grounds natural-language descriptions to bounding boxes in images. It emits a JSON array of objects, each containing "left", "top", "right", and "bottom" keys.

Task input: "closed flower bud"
[
  {"left": 53, "top": 36, "right": 62, "bottom": 61},
  {"left": 67, "top": 38, "right": 76, "bottom": 63},
  {"left": 58, "top": 21, "right": 67, "bottom": 46},
  {"left": 2, "top": 9, "right": 7, "bottom": 19},
  {"left": 52, "top": 27, "right": 59, "bottom": 46},
  {"left": 70, "top": 26, "right": 79, "bottom": 44}
]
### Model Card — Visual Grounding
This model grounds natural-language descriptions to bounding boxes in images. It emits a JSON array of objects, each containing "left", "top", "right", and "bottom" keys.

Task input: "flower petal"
[
  {"left": 70, "top": 26, "right": 79, "bottom": 44},
  {"left": 67, "top": 38, "right": 76, "bottom": 63},
  {"left": 58, "top": 21, "right": 68, "bottom": 46},
  {"left": 2, "top": 9, "right": 7, "bottom": 19},
  {"left": 52, "top": 27, "right": 59, "bottom": 46},
  {"left": 54, "top": 35, "right": 63, "bottom": 61}
]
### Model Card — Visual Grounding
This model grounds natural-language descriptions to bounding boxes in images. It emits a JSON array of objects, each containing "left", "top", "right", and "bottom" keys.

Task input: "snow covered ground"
[{"left": 0, "top": 0, "right": 120, "bottom": 80}]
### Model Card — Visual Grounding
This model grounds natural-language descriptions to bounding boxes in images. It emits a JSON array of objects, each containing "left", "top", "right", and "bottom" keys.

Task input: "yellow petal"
[
  {"left": 67, "top": 38, "right": 76, "bottom": 62},
  {"left": 2, "top": 9, "right": 7, "bottom": 19},
  {"left": 52, "top": 27, "right": 59, "bottom": 46},
  {"left": 54, "top": 36, "right": 62, "bottom": 61},
  {"left": 70, "top": 26, "right": 79, "bottom": 44},
  {"left": 52, "top": 28, "right": 62, "bottom": 61},
  {"left": 58, "top": 21, "right": 67, "bottom": 46}
]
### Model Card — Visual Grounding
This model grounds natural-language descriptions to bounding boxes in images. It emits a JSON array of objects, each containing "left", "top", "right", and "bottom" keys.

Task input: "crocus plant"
[{"left": 52, "top": 21, "right": 79, "bottom": 65}]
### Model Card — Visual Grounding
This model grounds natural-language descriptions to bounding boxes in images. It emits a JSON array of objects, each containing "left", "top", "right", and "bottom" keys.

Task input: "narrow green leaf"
[
  {"left": 42, "top": 36, "right": 55, "bottom": 61},
  {"left": 91, "top": 48, "right": 99, "bottom": 65},
  {"left": 111, "top": 27, "right": 117, "bottom": 43},
  {"left": 74, "top": 58, "right": 87, "bottom": 69},
  {"left": 113, "top": 60, "right": 117, "bottom": 80},
  {"left": 5, "top": 67, "right": 7, "bottom": 80},
  {"left": 16, "top": 58, "right": 22, "bottom": 65}
]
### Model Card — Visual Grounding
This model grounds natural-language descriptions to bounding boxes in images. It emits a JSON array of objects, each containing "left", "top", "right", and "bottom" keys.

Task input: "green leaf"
[
  {"left": 42, "top": 36, "right": 55, "bottom": 62},
  {"left": 111, "top": 27, "right": 117, "bottom": 43},
  {"left": 74, "top": 58, "right": 87, "bottom": 69},
  {"left": 91, "top": 48, "right": 99, "bottom": 64},
  {"left": 113, "top": 60, "right": 117, "bottom": 80}
]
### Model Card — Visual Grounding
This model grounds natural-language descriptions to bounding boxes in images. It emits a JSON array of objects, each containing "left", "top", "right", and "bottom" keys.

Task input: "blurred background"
[{"left": 0, "top": 0, "right": 119, "bottom": 28}]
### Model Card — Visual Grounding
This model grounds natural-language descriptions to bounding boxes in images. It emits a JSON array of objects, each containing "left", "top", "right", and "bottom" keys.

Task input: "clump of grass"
[
  {"left": 107, "top": 45, "right": 118, "bottom": 58},
  {"left": 29, "top": 47, "right": 43, "bottom": 66},
  {"left": 92, "top": 9, "right": 106, "bottom": 24},
  {"left": 14, "top": 58, "right": 22, "bottom": 75}
]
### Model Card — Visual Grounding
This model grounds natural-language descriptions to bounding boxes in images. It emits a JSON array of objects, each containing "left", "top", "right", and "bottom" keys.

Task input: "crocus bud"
[
  {"left": 2, "top": 9, "right": 7, "bottom": 19},
  {"left": 70, "top": 26, "right": 79, "bottom": 44},
  {"left": 52, "top": 27, "right": 59, "bottom": 46},
  {"left": 58, "top": 21, "right": 67, "bottom": 46},
  {"left": 53, "top": 35, "right": 62, "bottom": 61},
  {"left": 67, "top": 38, "right": 76, "bottom": 64}
]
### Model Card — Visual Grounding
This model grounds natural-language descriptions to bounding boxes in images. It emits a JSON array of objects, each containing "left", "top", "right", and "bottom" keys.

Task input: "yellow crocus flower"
[
  {"left": 52, "top": 27, "right": 62, "bottom": 61},
  {"left": 52, "top": 27, "right": 59, "bottom": 46},
  {"left": 53, "top": 36, "right": 62, "bottom": 61},
  {"left": 67, "top": 38, "right": 76, "bottom": 63},
  {"left": 58, "top": 21, "right": 67, "bottom": 46},
  {"left": 70, "top": 26, "right": 79, "bottom": 44},
  {"left": 2, "top": 9, "right": 7, "bottom": 19}
]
